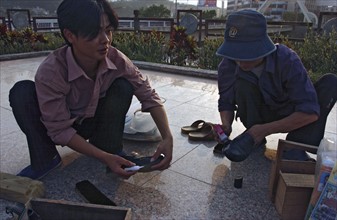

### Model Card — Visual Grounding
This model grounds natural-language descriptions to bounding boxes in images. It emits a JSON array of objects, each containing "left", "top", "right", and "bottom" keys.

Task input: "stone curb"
[
  {"left": 133, "top": 61, "right": 218, "bottom": 79},
  {"left": 0, "top": 51, "right": 53, "bottom": 61},
  {"left": 0, "top": 51, "right": 218, "bottom": 80}
]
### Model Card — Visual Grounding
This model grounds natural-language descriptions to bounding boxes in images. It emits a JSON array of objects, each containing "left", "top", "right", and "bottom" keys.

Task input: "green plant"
[
  {"left": 270, "top": 30, "right": 337, "bottom": 82},
  {"left": 197, "top": 37, "right": 223, "bottom": 70},
  {"left": 139, "top": 4, "right": 171, "bottom": 18},
  {"left": 1, "top": 24, "right": 336, "bottom": 83},
  {"left": 0, "top": 24, "right": 64, "bottom": 55},
  {"left": 167, "top": 26, "right": 198, "bottom": 66},
  {"left": 202, "top": 10, "right": 217, "bottom": 19},
  {"left": 112, "top": 31, "right": 167, "bottom": 63},
  {"left": 297, "top": 29, "right": 337, "bottom": 82}
]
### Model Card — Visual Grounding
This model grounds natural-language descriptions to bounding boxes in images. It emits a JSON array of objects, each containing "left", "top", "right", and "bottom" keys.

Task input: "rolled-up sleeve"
[
  {"left": 129, "top": 68, "right": 162, "bottom": 112},
  {"left": 113, "top": 52, "right": 163, "bottom": 111},
  {"left": 218, "top": 58, "right": 237, "bottom": 112}
]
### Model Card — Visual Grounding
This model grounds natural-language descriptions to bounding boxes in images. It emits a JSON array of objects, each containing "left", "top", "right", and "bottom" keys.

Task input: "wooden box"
[
  {"left": 0, "top": 172, "right": 45, "bottom": 204},
  {"left": 28, "top": 198, "right": 132, "bottom": 220},
  {"left": 275, "top": 172, "right": 315, "bottom": 220},
  {"left": 268, "top": 140, "right": 317, "bottom": 220}
]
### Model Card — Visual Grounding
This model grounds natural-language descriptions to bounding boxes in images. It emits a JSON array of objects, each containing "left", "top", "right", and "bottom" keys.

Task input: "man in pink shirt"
[{"left": 9, "top": 0, "right": 173, "bottom": 179}]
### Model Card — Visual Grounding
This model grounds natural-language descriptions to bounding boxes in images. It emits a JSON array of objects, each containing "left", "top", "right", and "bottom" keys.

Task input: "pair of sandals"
[{"left": 181, "top": 120, "right": 215, "bottom": 141}]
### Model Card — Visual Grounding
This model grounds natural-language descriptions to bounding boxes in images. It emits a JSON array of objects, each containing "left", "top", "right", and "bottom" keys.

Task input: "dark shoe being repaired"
[
  {"left": 122, "top": 154, "right": 165, "bottom": 172},
  {"left": 106, "top": 151, "right": 165, "bottom": 173},
  {"left": 223, "top": 132, "right": 266, "bottom": 162},
  {"left": 213, "top": 139, "right": 231, "bottom": 155}
]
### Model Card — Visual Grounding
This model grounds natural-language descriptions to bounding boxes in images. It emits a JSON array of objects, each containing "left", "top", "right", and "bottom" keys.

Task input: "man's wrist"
[{"left": 93, "top": 150, "right": 111, "bottom": 165}]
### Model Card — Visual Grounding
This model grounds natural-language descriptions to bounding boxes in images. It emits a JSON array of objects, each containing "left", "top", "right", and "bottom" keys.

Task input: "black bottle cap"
[{"left": 234, "top": 176, "right": 243, "bottom": 188}]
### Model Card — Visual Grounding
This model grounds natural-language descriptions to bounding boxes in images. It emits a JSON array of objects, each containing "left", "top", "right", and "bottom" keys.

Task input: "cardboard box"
[
  {"left": 28, "top": 198, "right": 132, "bottom": 220},
  {"left": 275, "top": 172, "right": 315, "bottom": 220}
]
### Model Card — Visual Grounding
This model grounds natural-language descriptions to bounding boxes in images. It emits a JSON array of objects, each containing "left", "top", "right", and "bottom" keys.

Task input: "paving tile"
[
  {"left": 155, "top": 84, "right": 210, "bottom": 103},
  {"left": 145, "top": 70, "right": 217, "bottom": 92},
  {"left": 0, "top": 108, "right": 21, "bottom": 136},
  {"left": 108, "top": 170, "right": 278, "bottom": 219},
  {"left": 186, "top": 90, "right": 219, "bottom": 109},
  {"left": 0, "top": 131, "right": 30, "bottom": 174},
  {"left": 165, "top": 102, "right": 220, "bottom": 129},
  {"left": 170, "top": 143, "right": 272, "bottom": 189}
]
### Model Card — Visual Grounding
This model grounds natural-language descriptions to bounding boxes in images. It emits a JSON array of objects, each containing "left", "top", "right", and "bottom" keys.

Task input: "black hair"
[{"left": 57, "top": 0, "right": 118, "bottom": 46}]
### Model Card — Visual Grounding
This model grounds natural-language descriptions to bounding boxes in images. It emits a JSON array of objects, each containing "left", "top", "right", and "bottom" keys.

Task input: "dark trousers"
[
  {"left": 9, "top": 78, "right": 134, "bottom": 171},
  {"left": 235, "top": 73, "right": 337, "bottom": 147}
]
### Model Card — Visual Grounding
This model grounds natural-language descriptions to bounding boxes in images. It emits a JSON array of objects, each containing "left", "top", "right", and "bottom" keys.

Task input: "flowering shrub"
[
  {"left": 0, "top": 24, "right": 64, "bottom": 55},
  {"left": 167, "top": 26, "right": 198, "bottom": 66}
]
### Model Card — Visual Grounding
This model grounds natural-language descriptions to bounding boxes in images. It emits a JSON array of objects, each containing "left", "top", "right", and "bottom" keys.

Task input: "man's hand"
[
  {"left": 150, "top": 137, "right": 173, "bottom": 170},
  {"left": 148, "top": 106, "right": 173, "bottom": 171},
  {"left": 219, "top": 111, "right": 234, "bottom": 137},
  {"left": 104, "top": 154, "right": 138, "bottom": 178},
  {"left": 220, "top": 124, "right": 232, "bottom": 137},
  {"left": 212, "top": 124, "right": 231, "bottom": 143},
  {"left": 67, "top": 134, "right": 138, "bottom": 178},
  {"left": 247, "top": 124, "right": 267, "bottom": 145}
]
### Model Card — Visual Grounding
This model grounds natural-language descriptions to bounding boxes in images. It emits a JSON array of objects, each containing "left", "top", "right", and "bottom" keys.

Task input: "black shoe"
[
  {"left": 213, "top": 139, "right": 231, "bottom": 155},
  {"left": 223, "top": 133, "right": 265, "bottom": 162},
  {"left": 121, "top": 154, "right": 165, "bottom": 172},
  {"left": 106, "top": 151, "right": 165, "bottom": 173}
]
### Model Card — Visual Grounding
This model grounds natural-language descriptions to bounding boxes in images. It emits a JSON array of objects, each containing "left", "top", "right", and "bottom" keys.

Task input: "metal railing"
[
  {"left": 0, "top": 16, "right": 5, "bottom": 25},
  {"left": 1, "top": 11, "right": 334, "bottom": 43},
  {"left": 204, "top": 19, "right": 315, "bottom": 42},
  {"left": 32, "top": 17, "right": 59, "bottom": 32}
]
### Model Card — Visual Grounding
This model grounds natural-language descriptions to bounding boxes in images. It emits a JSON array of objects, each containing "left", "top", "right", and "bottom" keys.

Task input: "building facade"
[{"left": 226, "top": 0, "right": 337, "bottom": 17}]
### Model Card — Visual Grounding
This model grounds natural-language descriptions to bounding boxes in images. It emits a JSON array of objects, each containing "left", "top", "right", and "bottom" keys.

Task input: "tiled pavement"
[{"left": 0, "top": 56, "right": 336, "bottom": 219}]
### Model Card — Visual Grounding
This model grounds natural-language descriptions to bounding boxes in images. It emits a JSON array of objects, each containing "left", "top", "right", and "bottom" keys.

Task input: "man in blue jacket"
[{"left": 216, "top": 10, "right": 336, "bottom": 162}]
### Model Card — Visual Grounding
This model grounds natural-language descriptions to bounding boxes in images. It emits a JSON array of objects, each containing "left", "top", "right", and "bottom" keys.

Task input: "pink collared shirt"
[{"left": 35, "top": 46, "right": 162, "bottom": 146}]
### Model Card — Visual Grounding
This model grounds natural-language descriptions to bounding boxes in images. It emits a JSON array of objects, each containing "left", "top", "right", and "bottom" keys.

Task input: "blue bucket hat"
[{"left": 216, "top": 10, "right": 276, "bottom": 61}]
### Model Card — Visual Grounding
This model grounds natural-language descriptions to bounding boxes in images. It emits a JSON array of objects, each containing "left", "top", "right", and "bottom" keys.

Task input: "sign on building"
[{"left": 198, "top": 0, "right": 217, "bottom": 7}]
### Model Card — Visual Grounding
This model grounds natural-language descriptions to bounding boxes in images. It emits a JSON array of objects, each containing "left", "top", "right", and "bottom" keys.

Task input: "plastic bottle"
[{"left": 213, "top": 124, "right": 228, "bottom": 142}]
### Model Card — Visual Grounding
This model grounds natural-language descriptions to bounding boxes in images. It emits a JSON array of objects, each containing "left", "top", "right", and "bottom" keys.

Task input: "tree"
[
  {"left": 202, "top": 10, "right": 216, "bottom": 19},
  {"left": 139, "top": 4, "right": 170, "bottom": 18}
]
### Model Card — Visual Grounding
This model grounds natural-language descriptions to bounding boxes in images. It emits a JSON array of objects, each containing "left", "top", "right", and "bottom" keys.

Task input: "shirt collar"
[
  {"left": 66, "top": 47, "right": 118, "bottom": 82},
  {"left": 103, "top": 54, "right": 117, "bottom": 71},
  {"left": 264, "top": 45, "right": 278, "bottom": 74}
]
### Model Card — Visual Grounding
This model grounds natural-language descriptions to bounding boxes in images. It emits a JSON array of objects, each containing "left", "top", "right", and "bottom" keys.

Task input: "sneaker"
[{"left": 17, "top": 155, "right": 62, "bottom": 180}]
